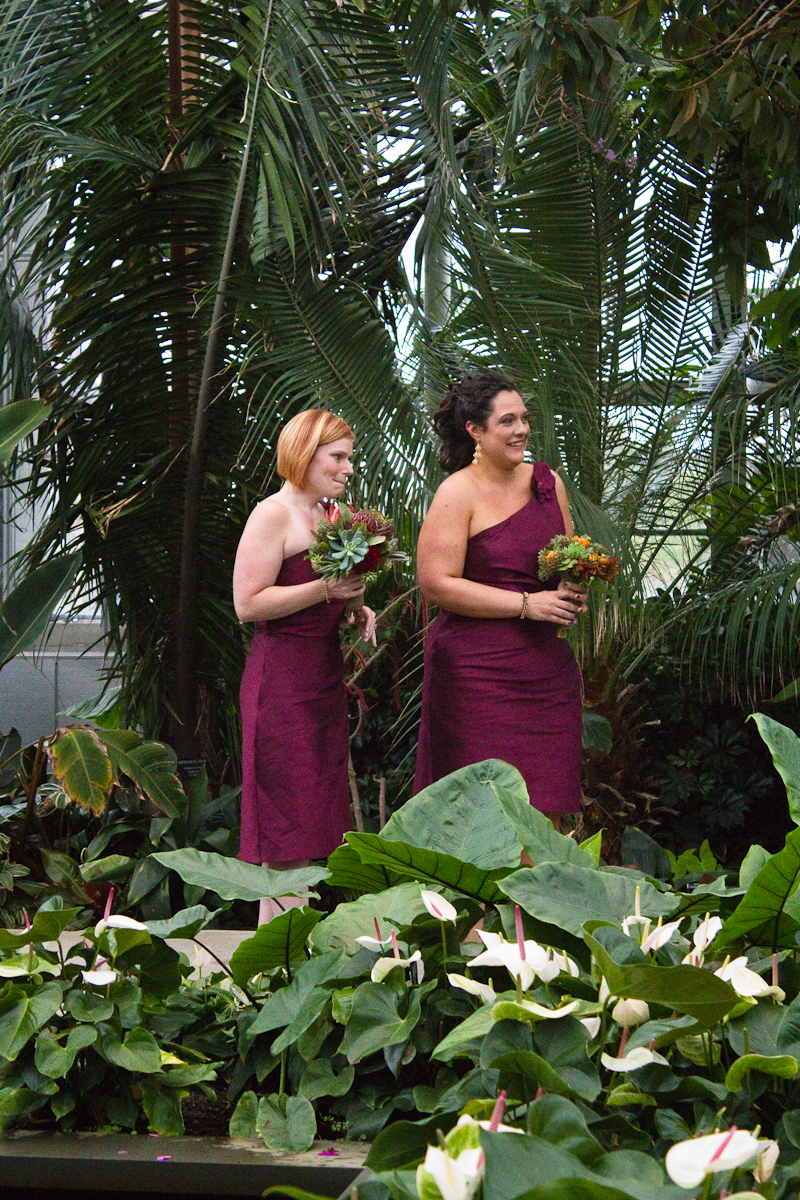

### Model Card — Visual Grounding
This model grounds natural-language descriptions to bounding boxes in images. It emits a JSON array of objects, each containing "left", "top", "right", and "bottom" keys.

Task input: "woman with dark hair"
[
  {"left": 233, "top": 409, "right": 376, "bottom": 921},
  {"left": 414, "top": 373, "right": 587, "bottom": 820}
]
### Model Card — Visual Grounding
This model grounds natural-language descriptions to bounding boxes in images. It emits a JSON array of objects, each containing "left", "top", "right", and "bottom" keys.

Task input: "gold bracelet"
[
  {"left": 519, "top": 591, "right": 529, "bottom": 620},
  {"left": 323, "top": 579, "right": 330, "bottom": 604}
]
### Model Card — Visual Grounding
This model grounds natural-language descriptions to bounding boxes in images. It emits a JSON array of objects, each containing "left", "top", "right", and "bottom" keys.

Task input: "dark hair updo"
[{"left": 432, "top": 371, "right": 517, "bottom": 473}]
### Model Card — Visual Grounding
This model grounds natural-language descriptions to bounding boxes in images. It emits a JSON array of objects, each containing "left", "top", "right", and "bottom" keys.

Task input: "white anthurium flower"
[
  {"left": 82, "top": 967, "right": 117, "bottom": 986},
  {"left": 537, "top": 949, "right": 580, "bottom": 983},
  {"left": 94, "top": 914, "right": 148, "bottom": 938},
  {"left": 598, "top": 977, "right": 612, "bottom": 1005},
  {"left": 611, "top": 998, "right": 650, "bottom": 1028},
  {"left": 469, "top": 930, "right": 549, "bottom": 992},
  {"left": 371, "top": 949, "right": 424, "bottom": 985},
  {"left": 416, "top": 1144, "right": 484, "bottom": 1200},
  {"left": 580, "top": 1017, "right": 602, "bottom": 1039},
  {"left": 621, "top": 885, "right": 650, "bottom": 940},
  {"left": 453, "top": 1113, "right": 523, "bottom": 1137},
  {"left": 683, "top": 913, "right": 724, "bottom": 965},
  {"left": 665, "top": 1128, "right": 771, "bottom": 1189},
  {"left": 601, "top": 1045, "right": 669, "bottom": 1072},
  {"left": 447, "top": 973, "right": 497, "bottom": 1005},
  {"left": 355, "top": 935, "right": 394, "bottom": 952},
  {"left": 420, "top": 890, "right": 458, "bottom": 923},
  {"left": 714, "top": 956, "right": 772, "bottom": 998},
  {"left": 752, "top": 1140, "right": 780, "bottom": 1183},
  {"left": 640, "top": 919, "right": 682, "bottom": 955}
]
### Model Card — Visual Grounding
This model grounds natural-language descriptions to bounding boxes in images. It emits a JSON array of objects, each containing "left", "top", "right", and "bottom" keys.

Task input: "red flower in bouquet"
[{"left": 352, "top": 543, "right": 383, "bottom": 575}]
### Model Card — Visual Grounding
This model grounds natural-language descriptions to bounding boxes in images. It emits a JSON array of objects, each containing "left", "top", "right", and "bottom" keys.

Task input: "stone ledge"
[{"left": 0, "top": 1132, "right": 369, "bottom": 1195}]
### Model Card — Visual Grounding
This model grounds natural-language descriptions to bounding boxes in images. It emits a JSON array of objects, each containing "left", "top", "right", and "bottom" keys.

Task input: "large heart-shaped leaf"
[
  {"left": 101, "top": 1026, "right": 162, "bottom": 1074},
  {"left": 749, "top": 713, "right": 800, "bottom": 824},
  {"left": 716, "top": 826, "right": 800, "bottom": 949},
  {"left": 256, "top": 1094, "right": 317, "bottom": 1153},
  {"left": 586, "top": 932, "right": 739, "bottom": 1028},
  {"left": 380, "top": 760, "right": 524, "bottom": 868},
  {"left": 230, "top": 908, "right": 322, "bottom": 986},
  {"left": 345, "top": 978, "right": 437, "bottom": 1064},
  {"left": 34, "top": 1025, "right": 97, "bottom": 1079},
  {"left": 0, "top": 907, "right": 79, "bottom": 951},
  {"left": 49, "top": 727, "right": 113, "bottom": 816},
  {"left": 0, "top": 982, "right": 64, "bottom": 1061},
  {"left": 500, "top": 863, "right": 677, "bottom": 938},
  {"left": 347, "top": 832, "right": 506, "bottom": 902},
  {"left": 152, "top": 848, "right": 328, "bottom": 902}
]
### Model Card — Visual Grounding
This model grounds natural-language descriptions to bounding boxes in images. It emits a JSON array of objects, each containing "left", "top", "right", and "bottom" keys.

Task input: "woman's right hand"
[
  {"left": 526, "top": 588, "right": 583, "bottom": 626},
  {"left": 327, "top": 573, "right": 366, "bottom": 602}
]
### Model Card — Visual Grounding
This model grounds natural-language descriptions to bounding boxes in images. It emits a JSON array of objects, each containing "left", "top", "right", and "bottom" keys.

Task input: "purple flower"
[
  {"left": 591, "top": 138, "right": 604, "bottom": 153},
  {"left": 625, "top": 155, "right": 638, "bottom": 169},
  {"left": 605, "top": 149, "right": 616, "bottom": 161},
  {"left": 319, "top": 1148, "right": 341, "bottom": 1157}
]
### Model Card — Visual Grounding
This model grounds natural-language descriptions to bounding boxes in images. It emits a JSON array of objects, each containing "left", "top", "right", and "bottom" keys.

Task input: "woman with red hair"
[{"left": 233, "top": 410, "right": 376, "bottom": 922}]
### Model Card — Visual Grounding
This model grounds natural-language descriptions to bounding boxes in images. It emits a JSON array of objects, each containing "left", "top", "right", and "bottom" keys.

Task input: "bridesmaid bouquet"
[
  {"left": 538, "top": 534, "right": 619, "bottom": 588},
  {"left": 308, "top": 504, "right": 407, "bottom": 614}
]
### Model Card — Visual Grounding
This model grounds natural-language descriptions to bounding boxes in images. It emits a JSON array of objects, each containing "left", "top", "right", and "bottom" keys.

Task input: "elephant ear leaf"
[
  {"left": 749, "top": 714, "right": 800, "bottom": 824},
  {"left": 717, "top": 826, "right": 800, "bottom": 950}
]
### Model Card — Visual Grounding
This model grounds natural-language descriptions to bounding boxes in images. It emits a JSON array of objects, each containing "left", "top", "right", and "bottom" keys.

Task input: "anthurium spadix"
[
  {"left": 94, "top": 887, "right": 147, "bottom": 938},
  {"left": 665, "top": 1128, "right": 776, "bottom": 1189}
]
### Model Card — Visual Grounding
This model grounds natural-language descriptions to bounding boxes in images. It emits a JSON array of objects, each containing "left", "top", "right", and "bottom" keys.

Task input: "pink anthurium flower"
[
  {"left": 665, "top": 1128, "right": 774, "bottom": 1189},
  {"left": 420, "top": 891, "right": 458, "bottom": 923}
]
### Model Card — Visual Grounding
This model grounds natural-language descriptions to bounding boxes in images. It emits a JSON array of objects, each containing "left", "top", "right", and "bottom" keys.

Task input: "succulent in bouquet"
[
  {"left": 307, "top": 503, "right": 407, "bottom": 615},
  {"left": 537, "top": 533, "right": 619, "bottom": 588}
]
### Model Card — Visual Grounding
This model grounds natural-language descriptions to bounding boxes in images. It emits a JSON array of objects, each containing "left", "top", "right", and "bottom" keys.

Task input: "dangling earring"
[{"left": 472, "top": 441, "right": 482, "bottom": 465}]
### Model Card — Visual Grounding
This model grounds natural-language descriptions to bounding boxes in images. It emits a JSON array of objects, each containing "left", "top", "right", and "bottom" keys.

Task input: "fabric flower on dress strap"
[{"left": 531, "top": 461, "right": 556, "bottom": 503}]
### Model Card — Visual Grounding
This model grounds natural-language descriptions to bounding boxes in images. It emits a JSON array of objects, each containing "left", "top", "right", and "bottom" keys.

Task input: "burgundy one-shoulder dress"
[
  {"left": 237, "top": 552, "right": 351, "bottom": 864},
  {"left": 413, "top": 462, "right": 583, "bottom": 813}
]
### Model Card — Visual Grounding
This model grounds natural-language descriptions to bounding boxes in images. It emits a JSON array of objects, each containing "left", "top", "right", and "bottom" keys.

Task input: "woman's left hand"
[{"left": 356, "top": 604, "right": 378, "bottom": 647}]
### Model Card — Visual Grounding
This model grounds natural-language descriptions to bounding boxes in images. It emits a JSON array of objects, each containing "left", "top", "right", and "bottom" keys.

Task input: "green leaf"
[
  {"left": 749, "top": 714, "right": 800, "bottom": 823},
  {"left": 101, "top": 1026, "right": 162, "bottom": 1074},
  {"left": 494, "top": 1049, "right": 582, "bottom": 1101},
  {"left": 586, "top": 932, "right": 739, "bottom": 1027},
  {"left": 583, "top": 711, "right": 612, "bottom": 754},
  {"left": 739, "top": 845, "right": 771, "bottom": 890},
  {"left": 0, "top": 908, "right": 79, "bottom": 951},
  {"left": 270, "top": 987, "right": 332, "bottom": 1057},
  {"left": 492, "top": 787, "right": 595, "bottom": 870},
  {"left": 145, "top": 905, "right": 215, "bottom": 940},
  {"left": 247, "top": 950, "right": 347, "bottom": 1041},
  {"left": 49, "top": 727, "right": 113, "bottom": 816},
  {"left": 580, "top": 831, "right": 603, "bottom": 866},
  {"left": 0, "top": 981, "right": 64, "bottom": 1060},
  {"left": 297, "top": 1057, "right": 354, "bottom": 1100},
  {"left": 139, "top": 1079, "right": 185, "bottom": 1135},
  {"left": 347, "top": 833, "right": 505, "bottom": 903},
  {"left": 500, "top": 863, "right": 677, "bottom": 938},
  {"left": 605, "top": 1084, "right": 658, "bottom": 1109},
  {"left": 0, "top": 1086, "right": 44, "bottom": 1130},
  {"left": 229, "top": 1090, "right": 259, "bottom": 1138},
  {"left": 366, "top": 1112, "right": 461, "bottom": 1171},
  {"left": 230, "top": 908, "right": 321, "bottom": 986},
  {"left": 345, "top": 979, "right": 437, "bottom": 1064},
  {"left": 34, "top": 1025, "right": 97, "bottom": 1079},
  {"left": 79, "top": 854, "right": 134, "bottom": 883},
  {"left": 152, "top": 848, "right": 327, "bottom": 902},
  {"left": 717, "top": 826, "right": 800, "bottom": 949},
  {"left": 65, "top": 989, "right": 114, "bottom": 1023},
  {"left": 432, "top": 996, "right": 507, "bottom": 1063},
  {"left": 311, "top": 883, "right": 431, "bottom": 953},
  {"left": 325, "top": 842, "right": 395, "bottom": 893},
  {"left": 379, "top": 760, "right": 524, "bottom": 868},
  {"left": 725, "top": 1052, "right": 798, "bottom": 1092},
  {"left": 256, "top": 1094, "right": 317, "bottom": 1153},
  {"left": 0, "top": 399, "right": 50, "bottom": 461},
  {"left": 0, "top": 554, "right": 81, "bottom": 665},
  {"left": 102, "top": 730, "right": 186, "bottom": 819}
]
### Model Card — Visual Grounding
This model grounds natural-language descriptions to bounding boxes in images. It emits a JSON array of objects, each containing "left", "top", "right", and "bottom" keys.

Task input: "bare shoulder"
[
  {"left": 550, "top": 468, "right": 568, "bottom": 497},
  {"left": 429, "top": 468, "right": 475, "bottom": 513},
  {"left": 237, "top": 494, "right": 291, "bottom": 551}
]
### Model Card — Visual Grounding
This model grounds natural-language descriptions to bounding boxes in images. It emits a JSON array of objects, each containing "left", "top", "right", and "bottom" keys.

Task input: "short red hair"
[{"left": 276, "top": 410, "right": 354, "bottom": 488}]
